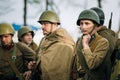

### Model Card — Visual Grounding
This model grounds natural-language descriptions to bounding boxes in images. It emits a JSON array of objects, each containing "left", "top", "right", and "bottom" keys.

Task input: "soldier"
[
  {"left": 90, "top": 7, "right": 117, "bottom": 80},
  {"left": 0, "top": 23, "right": 35, "bottom": 80},
  {"left": 74, "top": 9, "right": 109, "bottom": 80},
  {"left": 110, "top": 38, "right": 120, "bottom": 80},
  {"left": 28, "top": 10, "right": 75, "bottom": 80},
  {"left": 18, "top": 26, "right": 38, "bottom": 52}
]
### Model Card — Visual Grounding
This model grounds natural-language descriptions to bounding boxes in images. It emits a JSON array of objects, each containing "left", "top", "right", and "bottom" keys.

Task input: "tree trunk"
[
  {"left": 24, "top": 0, "right": 27, "bottom": 26},
  {"left": 46, "top": 0, "right": 49, "bottom": 10},
  {"left": 98, "top": 0, "right": 102, "bottom": 8}
]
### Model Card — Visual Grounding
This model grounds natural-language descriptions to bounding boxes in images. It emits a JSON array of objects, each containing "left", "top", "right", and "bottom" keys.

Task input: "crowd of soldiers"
[{"left": 0, "top": 7, "right": 120, "bottom": 80}]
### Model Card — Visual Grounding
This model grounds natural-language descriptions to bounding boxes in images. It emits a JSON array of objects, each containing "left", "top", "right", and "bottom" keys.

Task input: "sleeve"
[{"left": 82, "top": 38, "right": 109, "bottom": 69}]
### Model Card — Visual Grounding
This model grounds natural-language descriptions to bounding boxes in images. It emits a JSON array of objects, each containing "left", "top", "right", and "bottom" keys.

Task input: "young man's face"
[
  {"left": 79, "top": 20, "right": 95, "bottom": 35},
  {"left": 0, "top": 34, "right": 13, "bottom": 46},
  {"left": 21, "top": 32, "right": 33, "bottom": 45}
]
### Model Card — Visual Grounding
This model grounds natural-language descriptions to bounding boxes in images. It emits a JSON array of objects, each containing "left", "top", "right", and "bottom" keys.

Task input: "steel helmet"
[
  {"left": 38, "top": 10, "right": 60, "bottom": 25},
  {"left": 18, "top": 26, "right": 34, "bottom": 40},
  {"left": 77, "top": 9, "right": 100, "bottom": 26},
  {"left": 0, "top": 23, "right": 15, "bottom": 36},
  {"left": 90, "top": 7, "right": 105, "bottom": 25}
]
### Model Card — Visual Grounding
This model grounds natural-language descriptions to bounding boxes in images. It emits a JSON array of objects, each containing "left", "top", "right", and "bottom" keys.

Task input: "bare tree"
[
  {"left": 23, "top": 0, "right": 59, "bottom": 25},
  {"left": 24, "top": 0, "right": 27, "bottom": 26},
  {"left": 46, "top": 0, "right": 49, "bottom": 10},
  {"left": 23, "top": 0, "right": 41, "bottom": 25},
  {"left": 0, "top": 0, "right": 60, "bottom": 25},
  {"left": 45, "top": 0, "right": 59, "bottom": 12},
  {"left": 98, "top": 0, "right": 102, "bottom": 8}
]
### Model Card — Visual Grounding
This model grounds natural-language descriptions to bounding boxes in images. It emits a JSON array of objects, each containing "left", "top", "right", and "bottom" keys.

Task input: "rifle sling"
[{"left": 3, "top": 53, "right": 21, "bottom": 77}]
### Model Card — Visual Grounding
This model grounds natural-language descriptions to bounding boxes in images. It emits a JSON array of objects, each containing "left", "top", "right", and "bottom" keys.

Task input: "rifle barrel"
[{"left": 108, "top": 12, "right": 113, "bottom": 29}]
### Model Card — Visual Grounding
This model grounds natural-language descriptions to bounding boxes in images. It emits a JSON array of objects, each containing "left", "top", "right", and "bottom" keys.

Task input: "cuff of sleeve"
[{"left": 82, "top": 48, "right": 92, "bottom": 55}]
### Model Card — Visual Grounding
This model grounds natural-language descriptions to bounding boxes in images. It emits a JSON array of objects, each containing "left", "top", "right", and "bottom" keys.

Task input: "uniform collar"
[
  {"left": 89, "top": 34, "right": 95, "bottom": 43},
  {"left": 2, "top": 42, "right": 14, "bottom": 50}
]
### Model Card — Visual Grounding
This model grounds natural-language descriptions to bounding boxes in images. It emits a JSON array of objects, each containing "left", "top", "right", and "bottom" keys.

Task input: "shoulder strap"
[
  {"left": 12, "top": 43, "right": 17, "bottom": 63},
  {"left": 35, "top": 37, "right": 45, "bottom": 57},
  {"left": 2, "top": 53, "right": 21, "bottom": 77}
]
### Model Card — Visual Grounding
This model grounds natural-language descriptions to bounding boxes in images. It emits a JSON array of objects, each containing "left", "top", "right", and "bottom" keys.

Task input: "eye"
[
  {"left": 85, "top": 22, "right": 89, "bottom": 25},
  {"left": 80, "top": 22, "right": 83, "bottom": 25}
]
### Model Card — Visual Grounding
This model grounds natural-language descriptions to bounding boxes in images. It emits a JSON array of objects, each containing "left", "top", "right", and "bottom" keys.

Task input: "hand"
[
  {"left": 82, "top": 34, "right": 91, "bottom": 48},
  {"left": 24, "top": 70, "right": 32, "bottom": 80},
  {"left": 28, "top": 61, "right": 36, "bottom": 70}
]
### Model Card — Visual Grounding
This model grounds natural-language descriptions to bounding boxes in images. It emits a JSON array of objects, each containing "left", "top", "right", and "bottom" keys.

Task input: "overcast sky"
[{"left": 0, "top": 0, "right": 120, "bottom": 44}]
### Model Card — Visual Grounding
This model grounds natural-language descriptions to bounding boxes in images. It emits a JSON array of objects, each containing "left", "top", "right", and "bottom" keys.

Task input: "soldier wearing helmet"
[
  {"left": 18, "top": 26, "right": 38, "bottom": 52},
  {"left": 28, "top": 10, "right": 75, "bottom": 80},
  {"left": 38, "top": 10, "right": 60, "bottom": 35},
  {"left": 72, "top": 9, "right": 109, "bottom": 80},
  {"left": 0, "top": 23, "right": 35, "bottom": 80},
  {"left": 90, "top": 7, "right": 117, "bottom": 80},
  {"left": 90, "top": 7, "right": 117, "bottom": 37}
]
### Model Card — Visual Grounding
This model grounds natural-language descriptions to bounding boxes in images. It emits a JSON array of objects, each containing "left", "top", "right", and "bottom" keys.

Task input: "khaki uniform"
[
  {"left": 36, "top": 28, "right": 75, "bottom": 80},
  {"left": 0, "top": 42, "right": 35, "bottom": 79},
  {"left": 76, "top": 33, "right": 109, "bottom": 80},
  {"left": 97, "top": 26, "right": 117, "bottom": 80}
]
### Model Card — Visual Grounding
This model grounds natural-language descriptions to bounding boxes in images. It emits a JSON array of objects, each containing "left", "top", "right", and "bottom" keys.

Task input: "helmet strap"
[
  {"left": 49, "top": 23, "right": 54, "bottom": 34},
  {"left": 89, "top": 24, "right": 96, "bottom": 35}
]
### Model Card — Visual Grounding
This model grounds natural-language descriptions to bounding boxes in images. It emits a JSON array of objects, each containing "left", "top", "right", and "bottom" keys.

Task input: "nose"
[{"left": 41, "top": 24, "right": 45, "bottom": 29}]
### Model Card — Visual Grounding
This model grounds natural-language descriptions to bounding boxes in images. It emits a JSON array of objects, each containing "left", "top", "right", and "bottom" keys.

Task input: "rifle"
[{"left": 108, "top": 12, "right": 113, "bottom": 29}]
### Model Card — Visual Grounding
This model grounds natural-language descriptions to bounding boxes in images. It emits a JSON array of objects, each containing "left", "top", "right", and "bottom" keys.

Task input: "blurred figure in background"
[
  {"left": 90, "top": 7, "right": 117, "bottom": 80},
  {"left": 18, "top": 26, "right": 38, "bottom": 52}
]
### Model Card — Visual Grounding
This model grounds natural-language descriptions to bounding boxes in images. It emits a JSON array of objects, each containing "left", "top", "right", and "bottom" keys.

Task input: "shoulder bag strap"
[
  {"left": 12, "top": 43, "right": 17, "bottom": 63},
  {"left": 3, "top": 53, "right": 21, "bottom": 77}
]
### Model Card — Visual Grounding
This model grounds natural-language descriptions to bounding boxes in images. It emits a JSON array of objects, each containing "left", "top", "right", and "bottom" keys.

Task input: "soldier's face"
[
  {"left": 21, "top": 32, "right": 33, "bottom": 45},
  {"left": 0, "top": 34, "right": 13, "bottom": 46},
  {"left": 79, "top": 20, "right": 94, "bottom": 35},
  {"left": 41, "top": 22, "right": 55, "bottom": 35}
]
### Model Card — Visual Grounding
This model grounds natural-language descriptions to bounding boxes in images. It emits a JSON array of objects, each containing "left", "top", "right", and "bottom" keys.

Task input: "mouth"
[
  {"left": 82, "top": 29, "right": 87, "bottom": 32},
  {"left": 42, "top": 30, "right": 48, "bottom": 35},
  {"left": 82, "top": 30, "right": 87, "bottom": 33}
]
